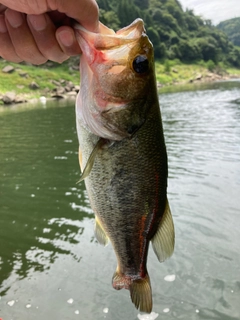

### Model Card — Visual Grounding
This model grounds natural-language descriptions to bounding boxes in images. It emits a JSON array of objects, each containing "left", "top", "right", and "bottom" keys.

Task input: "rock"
[
  {"left": 29, "top": 81, "right": 40, "bottom": 90},
  {"left": 19, "top": 71, "right": 28, "bottom": 78},
  {"left": 2, "top": 92, "right": 16, "bottom": 104},
  {"left": 65, "top": 85, "right": 72, "bottom": 92},
  {"left": 14, "top": 96, "right": 27, "bottom": 104},
  {"left": 2, "top": 65, "right": 15, "bottom": 73},
  {"left": 66, "top": 81, "right": 75, "bottom": 90},
  {"left": 172, "top": 68, "right": 178, "bottom": 73},
  {"left": 55, "top": 87, "right": 66, "bottom": 95},
  {"left": 52, "top": 80, "right": 61, "bottom": 86},
  {"left": 195, "top": 74, "right": 202, "bottom": 81},
  {"left": 74, "top": 85, "right": 80, "bottom": 93},
  {"left": 66, "top": 91, "right": 77, "bottom": 97},
  {"left": 51, "top": 93, "right": 65, "bottom": 99},
  {"left": 60, "top": 79, "right": 66, "bottom": 85}
]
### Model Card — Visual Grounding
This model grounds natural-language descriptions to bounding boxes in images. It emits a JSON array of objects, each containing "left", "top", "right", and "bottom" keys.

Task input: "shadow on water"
[{"left": 0, "top": 99, "right": 93, "bottom": 296}]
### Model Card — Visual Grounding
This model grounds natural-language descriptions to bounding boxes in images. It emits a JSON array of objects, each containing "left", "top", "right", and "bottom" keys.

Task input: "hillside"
[
  {"left": 217, "top": 17, "right": 240, "bottom": 47},
  {"left": 97, "top": 0, "right": 240, "bottom": 67}
]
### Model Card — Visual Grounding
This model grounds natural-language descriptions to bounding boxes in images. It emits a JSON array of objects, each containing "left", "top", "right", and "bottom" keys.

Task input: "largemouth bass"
[{"left": 74, "top": 19, "right": 175, "bottom": 313}]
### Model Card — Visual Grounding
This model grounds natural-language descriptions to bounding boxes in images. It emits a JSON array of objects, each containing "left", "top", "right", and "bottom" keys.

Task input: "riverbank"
[{"left": 0, "top": 59, "right": 240, "bottom": 105}]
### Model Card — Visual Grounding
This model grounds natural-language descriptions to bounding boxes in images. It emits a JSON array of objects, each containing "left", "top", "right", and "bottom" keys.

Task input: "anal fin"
[
  {"left": 94, "top": 216, "right": 109, "bottom": 246},
  {"left": 151, "top": 198, "right": 175, "bottom": 262}
]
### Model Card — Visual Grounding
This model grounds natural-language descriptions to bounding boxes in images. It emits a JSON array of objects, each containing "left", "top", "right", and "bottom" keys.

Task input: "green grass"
[
  {"left": 154, "top": 59, "right": 239, "bottom": 85},
  {"left": 0, "top": 60, "right": 80, "bottom": 99}
]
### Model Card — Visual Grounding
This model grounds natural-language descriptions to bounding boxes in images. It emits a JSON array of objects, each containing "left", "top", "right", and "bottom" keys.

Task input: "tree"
[{"left": 99, "top": 9, "right": 120, "bottom": 31}]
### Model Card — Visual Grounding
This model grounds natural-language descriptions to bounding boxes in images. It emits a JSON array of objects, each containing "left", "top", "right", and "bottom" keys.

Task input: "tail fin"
[
  {"left": 112, "top": 271, "right": 152, "bottom": 313},
  {"left": 130, "top": 274, "right": 152, "bottom": 313}
]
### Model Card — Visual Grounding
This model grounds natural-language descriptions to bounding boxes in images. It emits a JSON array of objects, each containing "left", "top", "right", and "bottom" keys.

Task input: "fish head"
[{"left": 75, "top": 19, "right": 157, "bottom": 140}]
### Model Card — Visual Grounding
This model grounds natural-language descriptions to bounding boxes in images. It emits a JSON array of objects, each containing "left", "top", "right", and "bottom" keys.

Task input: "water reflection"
[{"left": 0, "top": 99, "right": 92, "bottom": 296}]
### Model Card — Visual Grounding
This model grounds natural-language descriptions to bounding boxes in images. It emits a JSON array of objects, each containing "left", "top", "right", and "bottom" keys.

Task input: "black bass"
[{"left": 74, "top": 19, "right": 174, "bottom": 313}]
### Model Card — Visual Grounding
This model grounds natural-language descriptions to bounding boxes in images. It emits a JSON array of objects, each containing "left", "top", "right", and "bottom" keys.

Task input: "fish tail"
[
  {"left": 129, "top": 273, "right": 152, "bottom": 313},
  {"left": 112, "top": 271, "right": 152, "bottom": 313}
]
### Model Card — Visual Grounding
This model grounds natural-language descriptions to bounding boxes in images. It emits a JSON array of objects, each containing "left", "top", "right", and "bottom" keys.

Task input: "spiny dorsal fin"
[
  {"left": 130, "top": 274, "right": 152, "bottom": 313},
  {"left": 94, "top": 216, "right": 109, "bottom": 246},
  {"left": 77, "top": 138, "right": 106, "bottom": 183},
  {"left": 151, "top": 199, "right": 175, "bottom": 262}
]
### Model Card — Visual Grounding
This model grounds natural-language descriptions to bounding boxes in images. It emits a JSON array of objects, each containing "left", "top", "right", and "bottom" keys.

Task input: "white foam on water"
[
  {"left": 7, "top": 300, "right": 15, "bottom": 307},
  {"left": 137, "top": 311, "right": 159, "bottom": 320},
  {"left": 164, "top": 274, "right": 176, "bottom": 282},
  {"left": 75, "top": 310, "right": 80, "bottom": 315},
  {"left": 67, "top": 298, "right": 74, "bottom": 304},
  {"left": 54, "top": 156, "right": 68, "bottom": 160},
  {"left": 103, "top": 308, "right": 109, "bottom": 313},
  {"left": 163, "top": 308, "right": 170, "bottom": 313},
  {"left": 26, "top": 304, "right": 31, "bottom": 309}
]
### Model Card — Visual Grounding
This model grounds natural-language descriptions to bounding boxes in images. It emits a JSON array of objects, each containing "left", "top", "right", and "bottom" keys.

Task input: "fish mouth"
[{"left": 74, "top": 19, "right": 147, "bottom": 64}]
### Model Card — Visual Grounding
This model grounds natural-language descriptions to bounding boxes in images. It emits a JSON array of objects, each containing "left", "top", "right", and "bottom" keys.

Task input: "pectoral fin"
[
  {"left": 94, "top": 216, "right": 109, "bottom": 246},
  {"left": 77, "top": 138, "right": 106, "bottom": 183},
  {"left": 151, "top": 199, "right": 175, "bottom": 262}
]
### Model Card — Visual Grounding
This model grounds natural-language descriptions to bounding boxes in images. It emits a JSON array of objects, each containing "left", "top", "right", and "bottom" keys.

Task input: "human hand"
[{"left": 0, "top": 0, "right": 99, "bottom": 64}]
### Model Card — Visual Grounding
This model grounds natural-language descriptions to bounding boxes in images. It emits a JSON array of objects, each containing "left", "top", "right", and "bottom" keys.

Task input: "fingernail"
[
  {"left": 5, "top": 9, "right": 24, "bottom": 28},
  {"left": 58, "top": 30, "right": 74, "bottom": 47},
  {"left": 28, "top": 14, "right": 47, "bottom": 31},
  {"left": 0, "top": 14, "right": 7, "bottom": 33}
]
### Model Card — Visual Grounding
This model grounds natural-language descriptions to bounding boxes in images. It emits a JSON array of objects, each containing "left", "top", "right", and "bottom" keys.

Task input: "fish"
[{"left": 74, "top": 18, "right": 175, "bottom": 313}]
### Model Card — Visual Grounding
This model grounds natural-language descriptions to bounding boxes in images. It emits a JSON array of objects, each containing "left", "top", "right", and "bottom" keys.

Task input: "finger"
[
  {"left": 0, "top": 5, "right": 7, "bottom": 13},
  {"left": 0, "top": 1, "right": 48, "bottom": 14},
  {"left": 56, "top": 26, "right": 82, "bottom": 56},
  {"left": 27, "top": 14, "right": 69, "bottom": 63},
  {"left": 5, "top": 8, "right": 47, "bottom": 65},
  {"left": 48, "top": 0, "right": 99, "bottom": 32},
  {"left": 0, "top": 14, "right": 22, "bottom": 62}
]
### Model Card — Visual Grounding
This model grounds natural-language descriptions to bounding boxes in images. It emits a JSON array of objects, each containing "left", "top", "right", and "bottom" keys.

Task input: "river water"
[{"left": 0, "top": 80, "right": 240, "bottom": 320}]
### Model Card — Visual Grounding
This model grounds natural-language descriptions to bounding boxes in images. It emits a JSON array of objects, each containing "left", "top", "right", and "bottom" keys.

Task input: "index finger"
[
  {"left": 50, "top": 0, "right": 99, "bottom": 32},
  {"left": 0, "top": 0, "right": 99, "bottom": 32}
]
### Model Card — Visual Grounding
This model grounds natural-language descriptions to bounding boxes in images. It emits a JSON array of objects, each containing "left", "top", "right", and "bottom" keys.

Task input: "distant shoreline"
[{"left": 0, "top": 60, "right": 240, "bottom": 106}]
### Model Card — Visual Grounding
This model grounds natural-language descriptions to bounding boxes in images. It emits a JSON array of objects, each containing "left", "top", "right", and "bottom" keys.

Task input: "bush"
[
  {"left": 206, "top": 60, "right": 216, "bottom": 72},
  {"left": 164, "top": 60, "right": 171, "bottom": 72}
]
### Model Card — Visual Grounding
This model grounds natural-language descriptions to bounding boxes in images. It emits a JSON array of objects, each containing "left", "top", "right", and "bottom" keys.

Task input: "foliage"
[
  {"left": 206, "top": 60, "right": 216, "bottom": 72},
  {"left": 217, "top": 17, "right": 240, "bottom": 47},
  {"left": 96, "top": 0, "right": 239, "bottom": 67}
]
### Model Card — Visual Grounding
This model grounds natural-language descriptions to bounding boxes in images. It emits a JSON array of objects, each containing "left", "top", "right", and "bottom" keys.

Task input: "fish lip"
[
  {"left": 74, "top": 18, "right": 145, "bottom": 40},
  {"left": 74, "top": 18, "right": 146, "bottom": 54}
]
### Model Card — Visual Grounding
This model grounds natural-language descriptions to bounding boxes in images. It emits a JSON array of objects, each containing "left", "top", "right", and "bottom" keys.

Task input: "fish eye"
[{"left": 132, "top": 55, "right": 149, "bottom": 74}]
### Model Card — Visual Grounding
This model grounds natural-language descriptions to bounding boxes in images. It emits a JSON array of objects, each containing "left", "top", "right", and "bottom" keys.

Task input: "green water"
[{"left": 0, "top": 81, "right": 240, "bottom": 320}]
